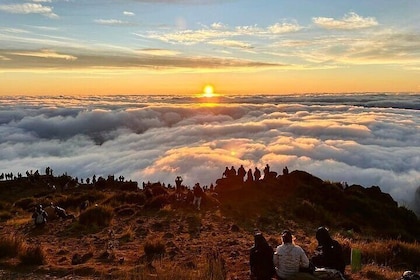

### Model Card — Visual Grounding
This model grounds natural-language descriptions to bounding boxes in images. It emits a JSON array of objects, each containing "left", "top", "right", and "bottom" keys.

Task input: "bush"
[
  {"left": 0, "top": 210, "right": 13, "bottom": 221},
  {"left": 79, "top": 205, "right": 113, "bottom": 227},
  {"left": 143, "top": 237, "right": 165, "bottom": 261},
  {"left": 19, "top": 244, "right": 46, "bottom": 265},
  {"left": 14, "top": 197, "right": 35, "bottom": 211},
  {"left": 203, "top": 250, "right": 226, "bottom": 280},
  {"left": 0, "top": 235, "right": 22, "bottom": 259}
]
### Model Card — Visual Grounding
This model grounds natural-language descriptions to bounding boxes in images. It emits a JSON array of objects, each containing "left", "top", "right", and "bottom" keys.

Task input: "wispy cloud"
[
  {"left": 9, "top": 49, "right": 77, "bottom": 60},
  {"left": 123, "top": 11, "right": 135, "bottom": 16},
  {"left": 145, "top": 21, "right": 301, "bottom": 44},
  {"left": 0, "top": 48, "right": 281, "bottom": 70},
  {"left": 94, "top": 19, "right": 133, "bottom": 26},
  {"left": 0, "top": 3, "right": 58, "bottom": 19},
  {"left": 313, "top": 12, "right": 378, "bottom": 30},
  {"left": 136, "top": 48, "right": 180, "bottom": 56}
]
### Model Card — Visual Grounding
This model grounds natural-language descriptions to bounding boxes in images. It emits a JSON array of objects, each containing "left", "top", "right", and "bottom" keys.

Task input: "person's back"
[
  {"left": 32, "top": 205, "right": 47, "bottom": 226},
  {"left": 250, "top": 232, "right": 274, "bottom": 280},
  {"left": 312, "top": 227, "right": 345, "bottom": 274},
  {"left": 274, "top": 230, "right": 309, "bottom": 279}
]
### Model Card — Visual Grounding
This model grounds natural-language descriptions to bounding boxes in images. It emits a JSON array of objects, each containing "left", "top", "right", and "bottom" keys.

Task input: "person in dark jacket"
[
  {"left": 311, "top": 227, "right": 345, "bottom": 274},
  {"left": 250, "top": 232, "right": 275, "bottom": 280}
]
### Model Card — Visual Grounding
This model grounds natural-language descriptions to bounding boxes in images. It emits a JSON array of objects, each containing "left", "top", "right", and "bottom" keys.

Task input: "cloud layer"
[{"left": 0, "top": 94, "right": 419, "bottom": 210}]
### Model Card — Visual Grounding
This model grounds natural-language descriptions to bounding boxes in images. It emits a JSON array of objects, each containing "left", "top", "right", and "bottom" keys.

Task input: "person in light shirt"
[{"left": 273, "top": 230, "right": 310, "bottom": 279}]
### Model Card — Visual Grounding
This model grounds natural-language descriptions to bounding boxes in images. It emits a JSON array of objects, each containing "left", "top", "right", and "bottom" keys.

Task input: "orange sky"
[
  {"left": 1, "top": 1, "right": 419, "bottom": 95},
  {"left": 1, "top": 66, "right": 418, "bottom": 96}
]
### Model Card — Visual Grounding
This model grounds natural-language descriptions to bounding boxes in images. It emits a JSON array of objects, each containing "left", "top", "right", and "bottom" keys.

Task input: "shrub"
[
  {"left": 14, "top": 197, "right": 35, "bottom": 211},
  {"left": 126, "top": 257, "right": 226, "bottom": 280},
  {"left": 119, "top": 226, "right": 135, "bottom": 243},
  {"left": 203, "top": 250, "right": 226, "bottom": 280},
  {"left": 0, "top": 235, "right": 22, "bottom": 259},
  {"left": 0, "top": 210, "right": 13, "bottom": 221},
  {"left": 79, "top": 205, "right": 113, "bottom": 227},
  {"left": 143, "top": 237, "right": 165, "bottom": 261},
  {"left": 19, "top": 243, "right": 46, "bottom": 265},
  {"left": 113, "top": 192, "right": 146, "bottom": 205}
]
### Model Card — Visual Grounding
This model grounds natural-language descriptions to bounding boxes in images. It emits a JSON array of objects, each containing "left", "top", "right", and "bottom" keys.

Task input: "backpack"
[{"left": 35, "top": 211, "right": 45, "bottom": 224}]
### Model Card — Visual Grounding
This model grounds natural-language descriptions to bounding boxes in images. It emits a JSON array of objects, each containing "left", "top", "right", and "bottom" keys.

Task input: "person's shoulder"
[{"left": 332, "top": 239, "right": 342, "bottom": 248}]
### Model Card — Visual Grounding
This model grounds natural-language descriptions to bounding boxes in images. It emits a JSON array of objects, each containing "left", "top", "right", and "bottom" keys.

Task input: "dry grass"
[
  {"left": 79, "top": 204, "right": 113, "bottom": 227},
  {"left": 0, "top": 235, "right": 22, "bottom": 259},
  {"left": 121, "top": 250, "right": 226, "bottom": 280},
  {"left": 19, "top": 243, "right": 46, "bottom": 265}
]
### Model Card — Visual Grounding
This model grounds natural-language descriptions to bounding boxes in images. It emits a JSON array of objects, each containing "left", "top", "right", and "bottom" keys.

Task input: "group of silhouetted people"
[{"left": 250, "top": 227, "right": 346, "bottom": 280}]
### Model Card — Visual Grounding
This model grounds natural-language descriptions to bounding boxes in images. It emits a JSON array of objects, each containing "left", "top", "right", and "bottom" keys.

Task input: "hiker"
[
  {"left": 246, "top": 168, "right": 254, "bottom": 183},
  {"left": 402, "top": 271, "right": 420, "bottom": 280},
  {"left": 263, "top": 164, "right": 270, "bottom": 179},
  {"left": 193, "top": 183, "right": 204, "bottom": 210},
  {"left": 238, "top": 165, "right": 246, "bottom": 181},
  {"left": 273, "top": 230, "right": 310, "bottom": 279},
  {"left": 223, "top": 166, "right": 230, "bottom": 178},
  {"left": 311, "top": 227, "right": 345, "bottom": 275},
  {"left": 250, "top": 231, "right": 275, "bottom": 280},
  {"left": 51, "top": 202, "right": 74, "bottom": 220},
  {"left": 79, "top": 200, "right": 90, "bottom": 212},
  {"left": 32, "top": 204, "right": 48, "bottom": 227},
  {"left": 254, "top": 167, "right": 261, "bottom": 182}
]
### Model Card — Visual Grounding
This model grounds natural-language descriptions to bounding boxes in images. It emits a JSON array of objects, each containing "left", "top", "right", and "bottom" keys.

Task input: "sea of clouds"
[{"left": 0, "top": 93, "right": 419, "bottom": 213}]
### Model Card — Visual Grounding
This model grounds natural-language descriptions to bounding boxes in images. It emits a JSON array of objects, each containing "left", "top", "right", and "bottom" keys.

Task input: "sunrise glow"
[
  {"left": 203, "top": 85, "right": 215, "bottom": 98},
  {"left": 0, "top": 1, "right": 418, "bottom": 95}
]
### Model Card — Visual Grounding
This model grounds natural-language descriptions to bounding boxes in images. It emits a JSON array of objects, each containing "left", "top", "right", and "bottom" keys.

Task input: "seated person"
[
  {"left": 311, "top": 227, "right": 345, "bottom": 274},
  {"left": 250, "top": 231, "right": 275, "bottom": 280},
  {"left": 273, "top": 230, "right": 309, "bottom": 279}
]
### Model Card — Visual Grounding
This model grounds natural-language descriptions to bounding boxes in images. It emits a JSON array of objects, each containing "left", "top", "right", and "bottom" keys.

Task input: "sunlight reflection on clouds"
[{"left": 0, "top": 94, "right": 419, "bottom": 210}]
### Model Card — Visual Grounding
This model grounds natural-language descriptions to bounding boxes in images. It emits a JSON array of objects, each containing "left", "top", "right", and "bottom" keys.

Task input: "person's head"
[
  {"left": 316, "top": 226, "right": 332, "bottom": 244},
  {"left": 282, "top": 230, "right": 293, "bottom": 244},
  {"left": 254, "top": 232, "right": 268, "bottom": 248}
]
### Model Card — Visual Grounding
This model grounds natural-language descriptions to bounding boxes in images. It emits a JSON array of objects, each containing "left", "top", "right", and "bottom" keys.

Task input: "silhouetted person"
[
  {"left": 238, "top": 165, "right": 246, "bottom": 181},
  {"left": 193, "top": 183, "right": 204, "bottom": 210},
  {"left": 250, "top": 232, "right": 274, "bottom": 280},
  {"left": 230, "top": 166, "right": 236, "bottom": 177},
  {"left": 254, "top": 167, "right": 261, "bottom": 182},
  {"left": 283, "top": 166, "right": 289, "bottom": 175},
  {"left": 312, "top": 227, "right": 345, "bottom": 275},
  {"left": 246, "top": 169, "right": 254, "bottom": 183},
  {"left": 263, "top": 164, "right": 270, "bottom": 179},
  {"left": 273, "top": 230, "right": 309, "bottom": 279},
  {"left": 223, "top": 167, "right": 230, "bottom": 178}
]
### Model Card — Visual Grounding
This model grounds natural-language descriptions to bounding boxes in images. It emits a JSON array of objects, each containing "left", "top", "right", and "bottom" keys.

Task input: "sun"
[{"left": 203, "top": 85, "right": 215, "bottom": 98}]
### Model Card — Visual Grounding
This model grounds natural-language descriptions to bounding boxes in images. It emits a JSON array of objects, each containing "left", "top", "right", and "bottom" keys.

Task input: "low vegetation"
[{"left": 0, "top": 170, "right": 419, "bottom": 279}]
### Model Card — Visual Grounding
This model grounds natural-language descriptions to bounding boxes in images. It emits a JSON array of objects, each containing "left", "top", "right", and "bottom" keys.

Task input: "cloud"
[
  {"left": 9, "top": 49, "right": 77, "bottom": 61},
  {"left": 94, "top": 19, "right": 132, "bottom": 26},
  {"left": 123, "top": 11, "right": 135, "bottom": 16},
  {"left": 136, "top": 48, "right": 180, "bottom": 56},
  {"left": 0, "top": 94, "right": 419, "bottom": 212},
  {"left": 145, "top": 21, "right": 301, "bottom": 45},
  {"left": 0, "top": 48, "right": 281, "bottom": 70},
  {"left": 0, "top": 3, "right": 58, "bottom": 19},
  {"left": 313, "top": 12, "right": 378, "bottom": 30}
]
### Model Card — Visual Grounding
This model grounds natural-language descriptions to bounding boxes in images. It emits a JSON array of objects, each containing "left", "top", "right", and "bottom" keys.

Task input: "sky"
[
  {"left": 0, "top": 94, "right": 419, "bottom": 215},
  {"left": 0, "top": 0, "right": 420, "bottom": 95}
]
